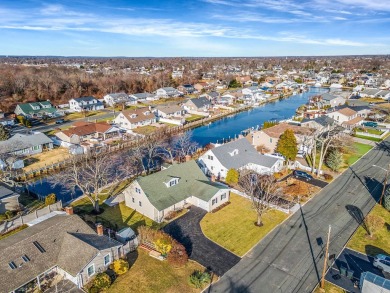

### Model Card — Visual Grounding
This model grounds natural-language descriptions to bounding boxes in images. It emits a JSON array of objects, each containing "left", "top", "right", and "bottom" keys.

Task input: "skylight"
[
  {"left": 22, "top": 255, "right": 30, "bottom": 262},
  {"left": 8, "top": 261, "right": 17, "bottom": 270},
  {"left": 33, "top": 241, "right": 46, "bottom": 253}
]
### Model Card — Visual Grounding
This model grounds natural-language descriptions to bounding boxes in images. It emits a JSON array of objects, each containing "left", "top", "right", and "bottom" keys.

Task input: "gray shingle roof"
[
  {"left": 0, "top": 133, "right": 52, "bottom": 154},
  {"left": 136, "top": 160, "right": 227, "bottom": 211},
  {"left": 211, "top": 138, "right": 279, "bottom": 169},
  {"left": 0, "top": 185, "right": 19, "bottom": 200},
  {"left": 0, "top": 215, "right": 121, "bottom": 292},
  {"left": 320, "top": 93, "right": 338, "bottom": 101},
  {"left": 301, "top": 116, "right": 336, "bottom": 127},
  {"left": 73, "top": 96, "right": 99, "bottom": 102},
  {"left": 189, "top": 97, "right": 211, "bottom": 109}
]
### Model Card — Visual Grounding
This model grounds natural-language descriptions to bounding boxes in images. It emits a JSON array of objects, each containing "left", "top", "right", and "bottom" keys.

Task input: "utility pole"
[
  {"left": 321, "top": 225, "right": 331, "bottom": 289},
  {"left": 379, "top": 163, "right": 390, "bottom": 205}
]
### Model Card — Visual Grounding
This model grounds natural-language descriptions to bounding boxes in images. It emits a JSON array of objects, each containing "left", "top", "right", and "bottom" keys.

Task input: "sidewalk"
[{"left": 352, "top": 136, "right": 378, "bottom": 146}]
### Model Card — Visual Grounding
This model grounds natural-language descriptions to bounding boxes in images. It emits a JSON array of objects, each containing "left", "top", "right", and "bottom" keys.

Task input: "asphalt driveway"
[
  {"left": 285, "top": 173, "right": 328, "bottom": 188},
  {"left": 163, "top": 206, "right": 241, "bottom": 276},
  {"left": 325, "top": 248, "right": 385, "bottom": 293}
]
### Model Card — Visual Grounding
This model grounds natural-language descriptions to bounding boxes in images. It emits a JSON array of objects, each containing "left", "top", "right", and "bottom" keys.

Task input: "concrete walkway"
[{"left": 352, "top": 136, "right": 378, "bottom": 146}]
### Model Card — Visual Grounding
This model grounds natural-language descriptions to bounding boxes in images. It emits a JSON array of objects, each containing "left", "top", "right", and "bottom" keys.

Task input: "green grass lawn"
[
  {"left": 185, "top": 114, "right": 205, "bottom": 122},
  {"left": 347, "top": 204, "right": 390, "bottom": 256},
  {"left": 132, "top": 125, "right": 158, "bottom": 135},
  {"left": 65, "top": 110, "right": 106, "bottom": 120},
  {"left": 355, "top": 127, "right": 383, "bottom": 135},
  {"left": 353, "top": 134, "right": 382, "bottom": 142},
  {"left": 108, "top": 249, "right": 211, "bottom": 293},
  {"left": 344, "top": 142, "right": 373, "bottom": 166},
  {"left": 200, "top": 193, "right": 288, "bottom": 256}
]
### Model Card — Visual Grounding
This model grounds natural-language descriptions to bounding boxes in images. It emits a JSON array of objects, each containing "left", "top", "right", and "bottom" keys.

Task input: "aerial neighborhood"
[{"left": 0, "top": 55, "right": 389, "bottom": 293}]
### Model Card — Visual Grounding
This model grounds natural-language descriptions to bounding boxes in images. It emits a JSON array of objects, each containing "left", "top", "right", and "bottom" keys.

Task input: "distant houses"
[{"left": 156, "top": 87, "right": 180, "bottom": 99}]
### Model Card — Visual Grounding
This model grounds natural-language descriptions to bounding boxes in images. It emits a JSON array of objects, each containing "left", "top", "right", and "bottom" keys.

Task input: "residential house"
[
  {"left": 198, "top": 138, "right": 284, "bottom": 179},
  {"left": 153, "top": 105, "right": 186, "bottom": 125},
  {"left": 130, "top": 92, "right": 155, "bottom": 102},
  {"left": 103, "top": 93, "right": 131, "bottom": 107},
  {"left": 236, "top": 75, "right": 253, "bottom": 86},
  {"left": 0, "top": 185, "right": 20, "bottom": 213},
  {"left": 360, "top": 88, "right": 390, "bottom": 100},
  {"left": 14, "top": 101, "right": 60, "bottom": 118},
  {"left": 194, "top": 82, "right": 209, "bottom": 92},
  {"left": 113, "top": 107, "right": 156, "bottom": 130},
  {"left": 0, "top": 212, "right": 125, "bottom": 292},
  {"left": 124, "top": 160, "right": 230, "bottom": 223},
  {"left": 300, "top": 116, "right": 337, "bottom": 132},
  {"left": 184, "top": 97, "right": 212, "bottom": 114},
  {"left": 326, "top": 107, "right": 363, "bottom": 130},
  {"left": 318, "top": 93, "right": 346, "bottom": 108},
  {"left": 69, "top": 97, "right": 104, "bottom": 112},
  {"left": 0, "top": 132, "right": 53, "bottom": 157},
  {"left": 250, "top": 123, "right": 315, "bottom": 154},
  {"left": 156, "top": 87, "right": 180, "bottom": 98},
  {"left": 177, "top": 84, "right": 195, "bottom": 94},
  {"left": 55, "top": 122, "right": 120, "bottom": 145}
]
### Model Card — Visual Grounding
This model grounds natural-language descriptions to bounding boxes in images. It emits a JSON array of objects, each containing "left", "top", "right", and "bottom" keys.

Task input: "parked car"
[
  {"left": 55, "top": 119, "right": 65, "bottom": 124},
  {"left": 374, "top": 254, "right": 390, "bottom": 273},
  {"left": 293, "top": 170, "right": 313, "bottom": 181},
  {"left": 297, "top": 150, "right": 306, "bottom": 158},
  {"left": 271, "top": 153, "right": 285, "bottom": 159}
]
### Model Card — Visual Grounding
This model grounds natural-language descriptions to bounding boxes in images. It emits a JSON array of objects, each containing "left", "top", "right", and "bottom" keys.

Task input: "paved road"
[
  {"left": 209, "top": 138, "right": 390, "bottom": 293},
  {"left": 325, "top": 248, "right": 384, "bottom": 293},
  {"left": 164, "top": 207, "right": 241, "bottom": 276}
]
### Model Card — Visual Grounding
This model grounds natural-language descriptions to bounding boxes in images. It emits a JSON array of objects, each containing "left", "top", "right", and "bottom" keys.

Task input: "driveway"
[
  {"left": 285, "top": 173, "right": 328, "bottom": 188},
  {"left": 325, "top": 248, "right": 385, "bottom": 293},
  {"left": 163, "top": 207, "right": 241, "bottom": 277}
]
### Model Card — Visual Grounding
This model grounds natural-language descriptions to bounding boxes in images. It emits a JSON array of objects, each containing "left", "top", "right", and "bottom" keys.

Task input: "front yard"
[
  {"left": 347, "top": 204, "right": 390, "bottom": 256},
  {"left": 108, "top": 249, "right": 211, "bottom": 293},
  {"left": 200, "top": 193, "right": 288, "bottom": 256},
  {"left": 65, "top": 110, "right": 106, "bottom": 120}
]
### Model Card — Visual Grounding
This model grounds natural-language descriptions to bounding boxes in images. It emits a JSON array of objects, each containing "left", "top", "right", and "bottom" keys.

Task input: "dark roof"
[
  {"left": 0, "top": 185, "right": 19, "bottom": 200},
  {"left": 320, "top": 93, "right": 338, "bottom": 101},
  {"left": 188, "top": 97, "right": 211, "bottom": 108},
  {"left": 72, "top": 96, "right": 99, "bottom": 102},
  {"left": 301, "top": 116, "right": 336, "bottom": 127},
  {"left": 335, "top": 104, "right": 371, "bottom": 112},
  {"left": 0, "top": 215, "right": 122, "bottom": 292},
  {"left": 0, "top": 133, "right": 53, "bottom": 154},
  {"left": 211, "top": 138, "right": 280, "bottom": 169}
]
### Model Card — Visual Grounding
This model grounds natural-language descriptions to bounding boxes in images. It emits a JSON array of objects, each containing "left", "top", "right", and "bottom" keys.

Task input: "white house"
[
  {"left": 156, "top": 87, "right": 180, "bottom": 98},
  {"left": 113, "top": 107, "right": 156, "bottom": 130},
  {"left": 103, "top": 93, "right": 130, "bottom": 107},
  {"left": 198, "top": 138, "right": 283, "bottom": 179},
  {"left": 123, "top": 160, "right": 230, "bottom": 223},
  {"left": 69, "top": 97, "right": 104, "bottom": 112},
  {"left": 326, "top": 107, "right": 363, "bottom": 129}
]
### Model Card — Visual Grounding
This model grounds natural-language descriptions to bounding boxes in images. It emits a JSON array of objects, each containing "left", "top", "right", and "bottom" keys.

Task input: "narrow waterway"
[{"left": 191, "top": 87, "right": 329, "bottom": 146}]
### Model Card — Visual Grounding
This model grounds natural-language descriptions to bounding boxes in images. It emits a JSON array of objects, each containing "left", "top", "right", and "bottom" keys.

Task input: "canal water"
[
  {"left": 28, "top": 87, "right": 328, "bottom": 202},
  {"left": 191, "top": 87, "right": 329, "bottom": 146}
]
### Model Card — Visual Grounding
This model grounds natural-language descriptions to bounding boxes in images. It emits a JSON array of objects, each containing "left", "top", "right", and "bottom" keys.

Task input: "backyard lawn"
[
  {"left": 355, "top": 127, "right": 383, "bottom": 135},
  {"left": 200, "top": 193, "right": 288, "bottom": 256},
  {"left": 23, "top": 147, "right": 71, "bottom": 172},
  {"left": 185, "top": 114, "right": 205, "bottom": 122},
  {"left": 344, "top": 142, "right": 372, "bottom": 166},
  {"left": 132, "top": 125, "right": 158, "bottom": 135},
  {"left": 108, "top": 249, "right": 211, "bottom": 293},
  {"left": 347, "top": 204, "right": 390, "bottom": 256}
]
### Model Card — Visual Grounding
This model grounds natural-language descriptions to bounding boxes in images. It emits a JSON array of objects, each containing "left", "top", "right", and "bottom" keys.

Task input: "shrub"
[
  {"left": 154, "top": 235, "right": 173, "bottom": 256},
  {"left": 323, "top": 174, "right": 333, "bottom": 181},
  {"left": 189, "top": 270, "right": 211, "bottom": 288},
  {"left": 5, "top": 210, "right": 14, "bottom": 219},
  {"left": 164, "top": 210, "right": 180, "bottom": 221},
  {"left": 88, "top": 287, "right": 99, "bottom": 293},
  {"left": 167, "top": 240, "right": 188, "bottom": 267},
  {"left": 45, "top": 193, "right": 56, "bottom": 206},
  {"left": 111, "top": 259, "right": 129, "bottom": 275},
  {"left": 211, "top": 201, "right": 230, "bottom": 213},
  {"left": 226, "top": 169, "right": 239, "bottom": 185},
  {"left": 93, "top": 272, "right": 111, "bottom": 289},
  {"left": 365, "top": 214, "right": 385, "bottom": 237}
]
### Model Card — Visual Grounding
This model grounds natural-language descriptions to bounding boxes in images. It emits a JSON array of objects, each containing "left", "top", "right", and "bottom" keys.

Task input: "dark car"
[
  {"left": 55, "top": 119, "right": 65, "bottom": 124},
  {"left": 362, "top": 121, "right": 378, "bottom": 128},
  {"left": 293, "top": 170, "right": 313, "bottom": 181}
]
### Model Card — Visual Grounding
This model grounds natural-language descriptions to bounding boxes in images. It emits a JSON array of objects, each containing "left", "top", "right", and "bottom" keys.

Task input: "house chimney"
[
  {"left": 65, "top": 206, "right": 73, "bottom": 215},
  {"left": 185, "top": 154, "right": 191, "bottom": 162},
  {"left": 96, "top": 223, "right": 104, "bottom": 236},
  {"left": 211, "top": 174, "right": 216, "bottom": 182}
]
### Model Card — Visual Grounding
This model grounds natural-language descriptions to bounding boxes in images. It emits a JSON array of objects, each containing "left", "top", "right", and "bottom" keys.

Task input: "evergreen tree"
[
  {"left": 276, "top": 129, "right": 297, "bottom": 162},
  {"left": 228, "top": 79, "right": 242, "bottom": 88},
  {"left": 226, "top": 169, "right": 239, "bottom": 185},
  {"left": 325, "top": 150, "right": 343, "bottom": 172},
  {"left": 0, "top": 125, "right": 10, "bottom": 141}
]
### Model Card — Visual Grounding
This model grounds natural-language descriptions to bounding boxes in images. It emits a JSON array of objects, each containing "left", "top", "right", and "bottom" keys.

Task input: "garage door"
[{"left": 197, "top": 199, "right": 209, "bottom": 211}]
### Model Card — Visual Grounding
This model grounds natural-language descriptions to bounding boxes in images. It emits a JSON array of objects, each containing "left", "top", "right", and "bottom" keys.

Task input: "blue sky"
[{"left": 0, "top": 0, "right": 389, "bottom": 57}]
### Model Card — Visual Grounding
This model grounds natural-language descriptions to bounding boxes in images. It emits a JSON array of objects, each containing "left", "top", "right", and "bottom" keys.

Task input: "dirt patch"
[{"left": 278, "top": 178, "right": 321, "bottom": 202}]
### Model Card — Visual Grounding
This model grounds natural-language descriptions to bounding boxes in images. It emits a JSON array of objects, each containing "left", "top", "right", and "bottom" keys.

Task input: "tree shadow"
[
  {"left": 345, "top": 205, "right": 369, "bottom": 234},
  {"left": 365, "top": 245, "right": 389, "bottom": 260},
  {"left": 124, "top": 209, "right": 137, "bottom": 225},
  {"left": 126, "top": 249, "right": 139, "bottom": 269},
  {"left": 163, "top": 222, "right": 193, "bottom": 256},
  {"left": 374, "top": 140, "right": 390, "bottom": 156},
  {"left": 385, "top": 222, "right": 390, "bottom": 232},
  {"left": 206, "top": 276, "right": 252, "bottom": 293}
]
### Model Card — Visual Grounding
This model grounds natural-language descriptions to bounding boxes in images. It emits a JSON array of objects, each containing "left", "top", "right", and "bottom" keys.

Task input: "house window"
[
  {"left": 132, "top": 197, "right": 135, "bottom": 203},
  {"left": 208, "top": 155, "right": 213, "bottom": 160},
  {"left": 104, "top": 254, "right": 111, "bottom": 266},
  {"left": 221, "top": 193, "right": 227, "bottom": 200},
  {"left": 135, "top": 187, "right": 141, "bottom": 194},
  {"left": 139, "top": 201, "right": 142, "bottom": 207},
  {"left": 212, "top": 198, "right": 218, "bottom": 205},
  {"left": 270, "top": 138, "right": 272, "bottom": 143},
  {"left": 87, "top": 264, "right": 95, "bottom": 277}
]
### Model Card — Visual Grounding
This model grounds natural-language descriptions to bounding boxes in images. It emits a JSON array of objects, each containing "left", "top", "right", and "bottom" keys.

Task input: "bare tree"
[
  {"left": 49, "top": 152, "right": 128, "bottom": 213},
  {"left": 239, "top": 170, "right": 280, "bottom": 226},
  {"left": 172, "top": 131, "right": 199, "bottom": 159}
]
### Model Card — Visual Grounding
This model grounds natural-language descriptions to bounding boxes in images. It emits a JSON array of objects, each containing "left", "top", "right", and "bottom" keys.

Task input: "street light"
[{"left": 372, "top": 164, "right": 390, "bottom": 205}]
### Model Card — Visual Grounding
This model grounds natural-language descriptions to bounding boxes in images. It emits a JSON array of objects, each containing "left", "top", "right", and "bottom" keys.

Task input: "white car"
[
  {"left": 297, "top": 151, "right": 306, "bottom": 158},
  {"left": 373, "top": 254, "right": 390, "bottom": 273}
]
